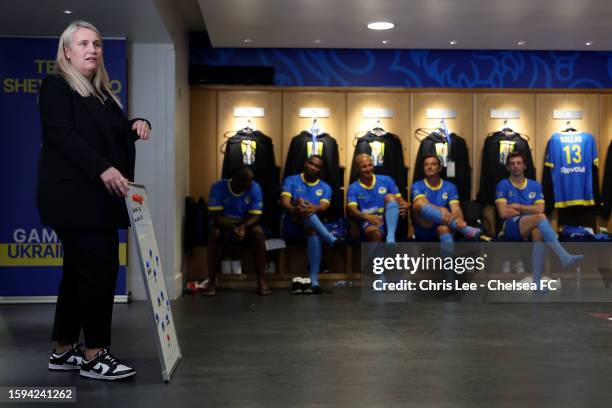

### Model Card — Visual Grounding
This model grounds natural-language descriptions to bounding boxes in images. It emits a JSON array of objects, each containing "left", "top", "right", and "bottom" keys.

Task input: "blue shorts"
[
  {"left": 360, "top": 220, "right": 386, "bottom": 235},
  {"left": 502, "top": 216, "right": 527, "bottom": 241},
  {"left": 414, "top": 223, "right": 441, "bottom": 242}
]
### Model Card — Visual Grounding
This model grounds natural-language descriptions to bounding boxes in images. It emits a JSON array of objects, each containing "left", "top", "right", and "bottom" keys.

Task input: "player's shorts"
[
  {"left": 281, "top": 215, "right": 306, "bottom": 243},
  {"left": 501, "top": 215, "right": 527, "bottom": 242},
  {"left": 413, "top": 223, "right": 440, "bottom": 242},
  {"left": 360, "top": 219, "right": 386, "bottom": 235}
]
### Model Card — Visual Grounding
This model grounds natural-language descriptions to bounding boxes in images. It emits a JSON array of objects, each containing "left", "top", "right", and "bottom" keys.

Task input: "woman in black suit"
[{"left": 39, "top": 20, "right": 150, "bottom": 381}]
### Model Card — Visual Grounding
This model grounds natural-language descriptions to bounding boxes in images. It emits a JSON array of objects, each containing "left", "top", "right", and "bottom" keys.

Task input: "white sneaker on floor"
[
  {"left": 515, "top": 261, "right": 526, "bottom": 274},
  {"left": 80, "top": 348, "right": 135, "bottom": 381},
  {"left": 502, "top": 261, "right": 511, "bottom": 274}
]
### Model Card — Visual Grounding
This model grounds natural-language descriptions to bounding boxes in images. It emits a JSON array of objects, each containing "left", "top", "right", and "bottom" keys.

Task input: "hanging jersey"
[
  {"left": 495, "top": 178, "right": 544, "bottom": 206},
  {"left": 544, "top": 132, "right": 599, "bottom": 207},
  {"left": 369, "top": 141, "right": 386, "bottom": 167},
  {"left": 347, "top": 174, "right": 401, "bottom": 215},
  {"left": 411, "top": 179, "right": 459, "bottom": 209},
  {"left": 307, "top": 141, "right": 324, "bottom": 158},
  {"left": 281, "top": 173, "right": 332, "bottom": 206},
  {"left": 208, "top": 180, "right": 263, "bottom": 220}
]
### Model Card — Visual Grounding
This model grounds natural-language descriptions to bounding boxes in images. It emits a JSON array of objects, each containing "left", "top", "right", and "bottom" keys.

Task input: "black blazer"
[{"left": 37, "top": 74, "right": 146, "bottom": 228}]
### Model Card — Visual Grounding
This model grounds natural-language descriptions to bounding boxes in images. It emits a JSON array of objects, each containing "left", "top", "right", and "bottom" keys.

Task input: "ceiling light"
[
  {"left": 63, "top": 10, "right": 72, "bottom": 14},
  {"left": 517, "top": 41, "right": 525, "bottom": 46},
  {"left": 382, "top": 40, "right": 389, "bottom": 45},
  {"left": 449, "top": 40, "right": 458, "bottom": 45},
  {"left": 244, "top": 38, "right": 252, "bottom": 43},
  {"left": 368, "top": 21, "right": 394, "bottom": 30},
  {"left": 314, "top": 39, "right": 321, "bottom": 44},
  {"left": 585, "top": 41, "right": 593, "bottom": 46}
]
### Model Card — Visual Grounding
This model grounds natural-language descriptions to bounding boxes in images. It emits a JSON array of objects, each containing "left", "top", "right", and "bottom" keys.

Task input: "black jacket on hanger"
[
  {"left": 413, "top": 132, "right": 471, "bottom": 202},
  {"left": 349, "top": 132, "right": 408, "bottom": 199},
  {"left": 601, "top": 140, "right": 612, "bottom": 219},
  {"left": 476, "top": 131, "right": 535, "bottom": 206},
  {"left": 283, "top": 131, "right": 342, "bottom": 218},
  {"left": 221, "top": 129, "right": 280, "bottom": 233}
]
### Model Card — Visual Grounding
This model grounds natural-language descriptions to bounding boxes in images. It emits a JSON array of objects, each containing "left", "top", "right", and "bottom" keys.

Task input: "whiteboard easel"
[{"left": 125, "top": 183, "right": 181, "bottom": 382}]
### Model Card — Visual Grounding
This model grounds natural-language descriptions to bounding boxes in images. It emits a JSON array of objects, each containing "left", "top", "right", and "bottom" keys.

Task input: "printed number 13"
[{"left": 563, "top": 145, "right": 582, "bottom": 164}]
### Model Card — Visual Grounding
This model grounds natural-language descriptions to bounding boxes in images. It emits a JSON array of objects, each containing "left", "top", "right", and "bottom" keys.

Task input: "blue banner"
[
  {"left": 191, "top": 40, "right": 612, "bottom": 88},
  {"left": 0, "top": 37, "right": 128, "bottom": 298}
]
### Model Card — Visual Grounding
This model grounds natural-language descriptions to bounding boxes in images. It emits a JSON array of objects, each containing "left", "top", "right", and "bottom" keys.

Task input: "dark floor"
[{"left": 2, "top": 289, "right": 612, "bottom": 407}]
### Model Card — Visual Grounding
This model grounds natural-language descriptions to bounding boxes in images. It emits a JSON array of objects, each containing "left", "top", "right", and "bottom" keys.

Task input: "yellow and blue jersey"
[
  {"left": 208, "top": 179, "right": 263, "bottom": 220},
  {"left": 411, "top": 179, "right": 459, "bottom": 209},
  {"left": 495, "top": 178, "right": 544, "bottom": 206},
  {"left": 347, "top": 174, "right": 401, "bottom": 215},
  {"left": 280, "top": 173, "right": 332, "bottom": 206},
  {"left": 544, "top": 132, "right": 598, "bottom": 207}
]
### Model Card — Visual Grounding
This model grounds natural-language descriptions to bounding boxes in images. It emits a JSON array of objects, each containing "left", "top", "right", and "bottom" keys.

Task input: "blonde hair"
[{"left": 54, "top": 20, "right": 122, "bottom": 108}]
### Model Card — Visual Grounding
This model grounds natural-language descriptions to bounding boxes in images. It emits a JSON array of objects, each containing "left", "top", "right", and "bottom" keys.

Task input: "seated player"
[
  {"left": 495, "top": 151, "right": 583, "bottom": 285},
  {"left": 411, "top": 155, "right": 482, "bottom": 242},
  {"left": 280, "top": 155, "right": 339, "bottom": 295},
  {"left": 203, "top": 166, "right": 270, "bottom": 296},
  {"left": 347, "top": 154, "right": 409, "bottom": 242}
]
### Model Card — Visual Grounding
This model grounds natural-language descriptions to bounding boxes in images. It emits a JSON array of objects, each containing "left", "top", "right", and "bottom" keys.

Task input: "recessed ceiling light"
[
  {"left": 244, "top": 38, "right": 252, "bottom": 43},
  {"left": 585, "top": 41, "right": 593, "bottom": 46},
  {"left": 382, "top": 40, "right": 389, "bottom": 45},
  {"left": 63, "top": 10, "right": 72, "bottom": 14},
  {"left": 517, "top": 41, "right": 525, "bottom": 46},
  {"left": 368, "top": 21, "right": 394, "bottom": 30},
  {"left": 449, "top": 40, "right": 458, "bottom": 45},
  {"left": 314, "top": 39, "right": 321, "bottom": 44}
]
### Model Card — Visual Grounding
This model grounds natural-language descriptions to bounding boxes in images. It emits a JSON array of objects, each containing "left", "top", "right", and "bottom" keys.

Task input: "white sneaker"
[
  {"left": 515, "top": 261, "right": 526, "bottom": 274},
  {"left": 221, "top": 259, "right": 232, "bottom": 275},
  {"left": 80, "top": 349, "right": 135, "bottom": 381},
  {"left": 502, "top": 261, "right": 511, "bottom": 274},
  {"left": 231, "top": 260, "right": 242, "bottom": 275},
  {"left": 541, "top": 276, "right": 562, "bottom": 290}
]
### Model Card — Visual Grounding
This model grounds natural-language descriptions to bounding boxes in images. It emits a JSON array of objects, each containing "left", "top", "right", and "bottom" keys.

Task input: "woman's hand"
[
  {"left": 100, "top": 167, "right": 129, "bottom": 197},
  {"left": 132, "top": 120, "right": 151, "bottom": 140}
]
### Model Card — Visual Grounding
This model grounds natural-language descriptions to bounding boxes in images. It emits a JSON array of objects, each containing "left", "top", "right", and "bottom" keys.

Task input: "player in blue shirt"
[
  {"left": 495, "top": 151, "right": 583, "bottom": 286},
  {"left": 281, "top": 155, "right": 339, "bottom": 294},
  {"left": 411, "top": 155, "right": 482, "bottom": 242},
  {"left": 347, "top": 154, "right": 408, "bottom": 242},
  {"left": 204, "top": 166, "right": 269, "bottom": 296}
]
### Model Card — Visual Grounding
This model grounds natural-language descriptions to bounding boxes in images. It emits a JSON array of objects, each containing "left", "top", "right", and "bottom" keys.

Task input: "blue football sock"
[
  {"left": 537, "top": 219, "right": 583, "bottom": 266},
  {"left": 439, "top": 232, "right": 455, "bottom": 281},
  {"left": 532, "top": 242, "right": 545, "bottom": 288},
  {"left": 421, "top": 204, "right": 443, "bottom": 224},
  {"left": 307, "top": 235, "right": 322, "bottom": 287},
  {"left": 385, "top": 201, "right": 399, "bottom": 243},
  {"left": 306, "top": 214, "right": 336, "bottom": 246}
]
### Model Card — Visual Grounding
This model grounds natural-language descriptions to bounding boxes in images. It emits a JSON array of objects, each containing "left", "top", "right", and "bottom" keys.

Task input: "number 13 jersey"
[{"left": 544, "top": 132, "right": 599, "bottom": 208}]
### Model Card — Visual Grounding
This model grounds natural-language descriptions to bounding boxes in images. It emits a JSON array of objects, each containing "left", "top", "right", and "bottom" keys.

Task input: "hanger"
[
  {"left": 561, "top": 120, "right": 577, "bottom": 133},
  {"left": 414, "top": 127, "right": 433, "bottom": 142},
  {"left": 501, "top": 119, "right": 514, "bottom": 134},
  {"left": 371, "top": 118, "right": 387, "bottom": 136},
  {"left": 309, "top": 117, "right": 321, "bottom": 136}
]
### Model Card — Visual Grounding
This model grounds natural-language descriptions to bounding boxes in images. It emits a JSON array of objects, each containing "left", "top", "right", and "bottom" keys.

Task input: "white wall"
[
  {"left": 126, "top": 1, "right": 191, "bottom": 301},
  {"left": 127, "top": 43, "right": 182, "bottom": 300}
]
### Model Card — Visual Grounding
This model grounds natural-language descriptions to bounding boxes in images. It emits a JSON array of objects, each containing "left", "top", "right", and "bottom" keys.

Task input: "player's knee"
[
  {"left": 531, "top": 228, "right": 542, "bottom": 241},
  {"left": 365, "top": 230, "right": 383, "bottom": 242},
  {"left": 249, "top": 225, "right": 265, "bottom": 240},
  {"left": 436, "top": 225, "right": 451, "bottom": 235},
  {"left": 534, "top": 213, "right": 547, "bottom": 222},
  {"left": 384, "top": 194, "right": 397, "bottom": 204}
]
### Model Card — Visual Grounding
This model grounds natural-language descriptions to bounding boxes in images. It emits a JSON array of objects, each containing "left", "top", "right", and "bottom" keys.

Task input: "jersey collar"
[
  {"left": 424, "top": 178, "right": 443, "bottom": 191},
  {"left": 359, "top": 174, "right": 376, "bottom": 190},
  {"left": 301, "top": 173, "right": 320, "bottom": 187},
  {"left": 227, "top": 180, "right": 245, "bottom": 197},
  {"left": 509, "top": 177, "right": 528, "bottom": 190}
]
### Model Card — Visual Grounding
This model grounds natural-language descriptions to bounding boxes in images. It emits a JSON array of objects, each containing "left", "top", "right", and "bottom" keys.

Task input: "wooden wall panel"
[
  {"left": 217, "top": 91, "right": 282, "bottom": 179},
  {"left": 346, "top": 93, "right": 410, "bottom": 194},
  {"left": 281, "top": 92, "right": 347, "bottom": 173},
  {"left": 189, "top": 89, "right": 217, "bottom": 199},
  {"left": 410, "top": 93, "right": 474, "bottom": 196}
]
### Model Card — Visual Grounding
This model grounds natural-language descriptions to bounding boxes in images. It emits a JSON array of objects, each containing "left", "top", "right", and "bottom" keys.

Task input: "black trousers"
[{"left": 52, "top": 228, "right": 119, "bottom": 348}]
